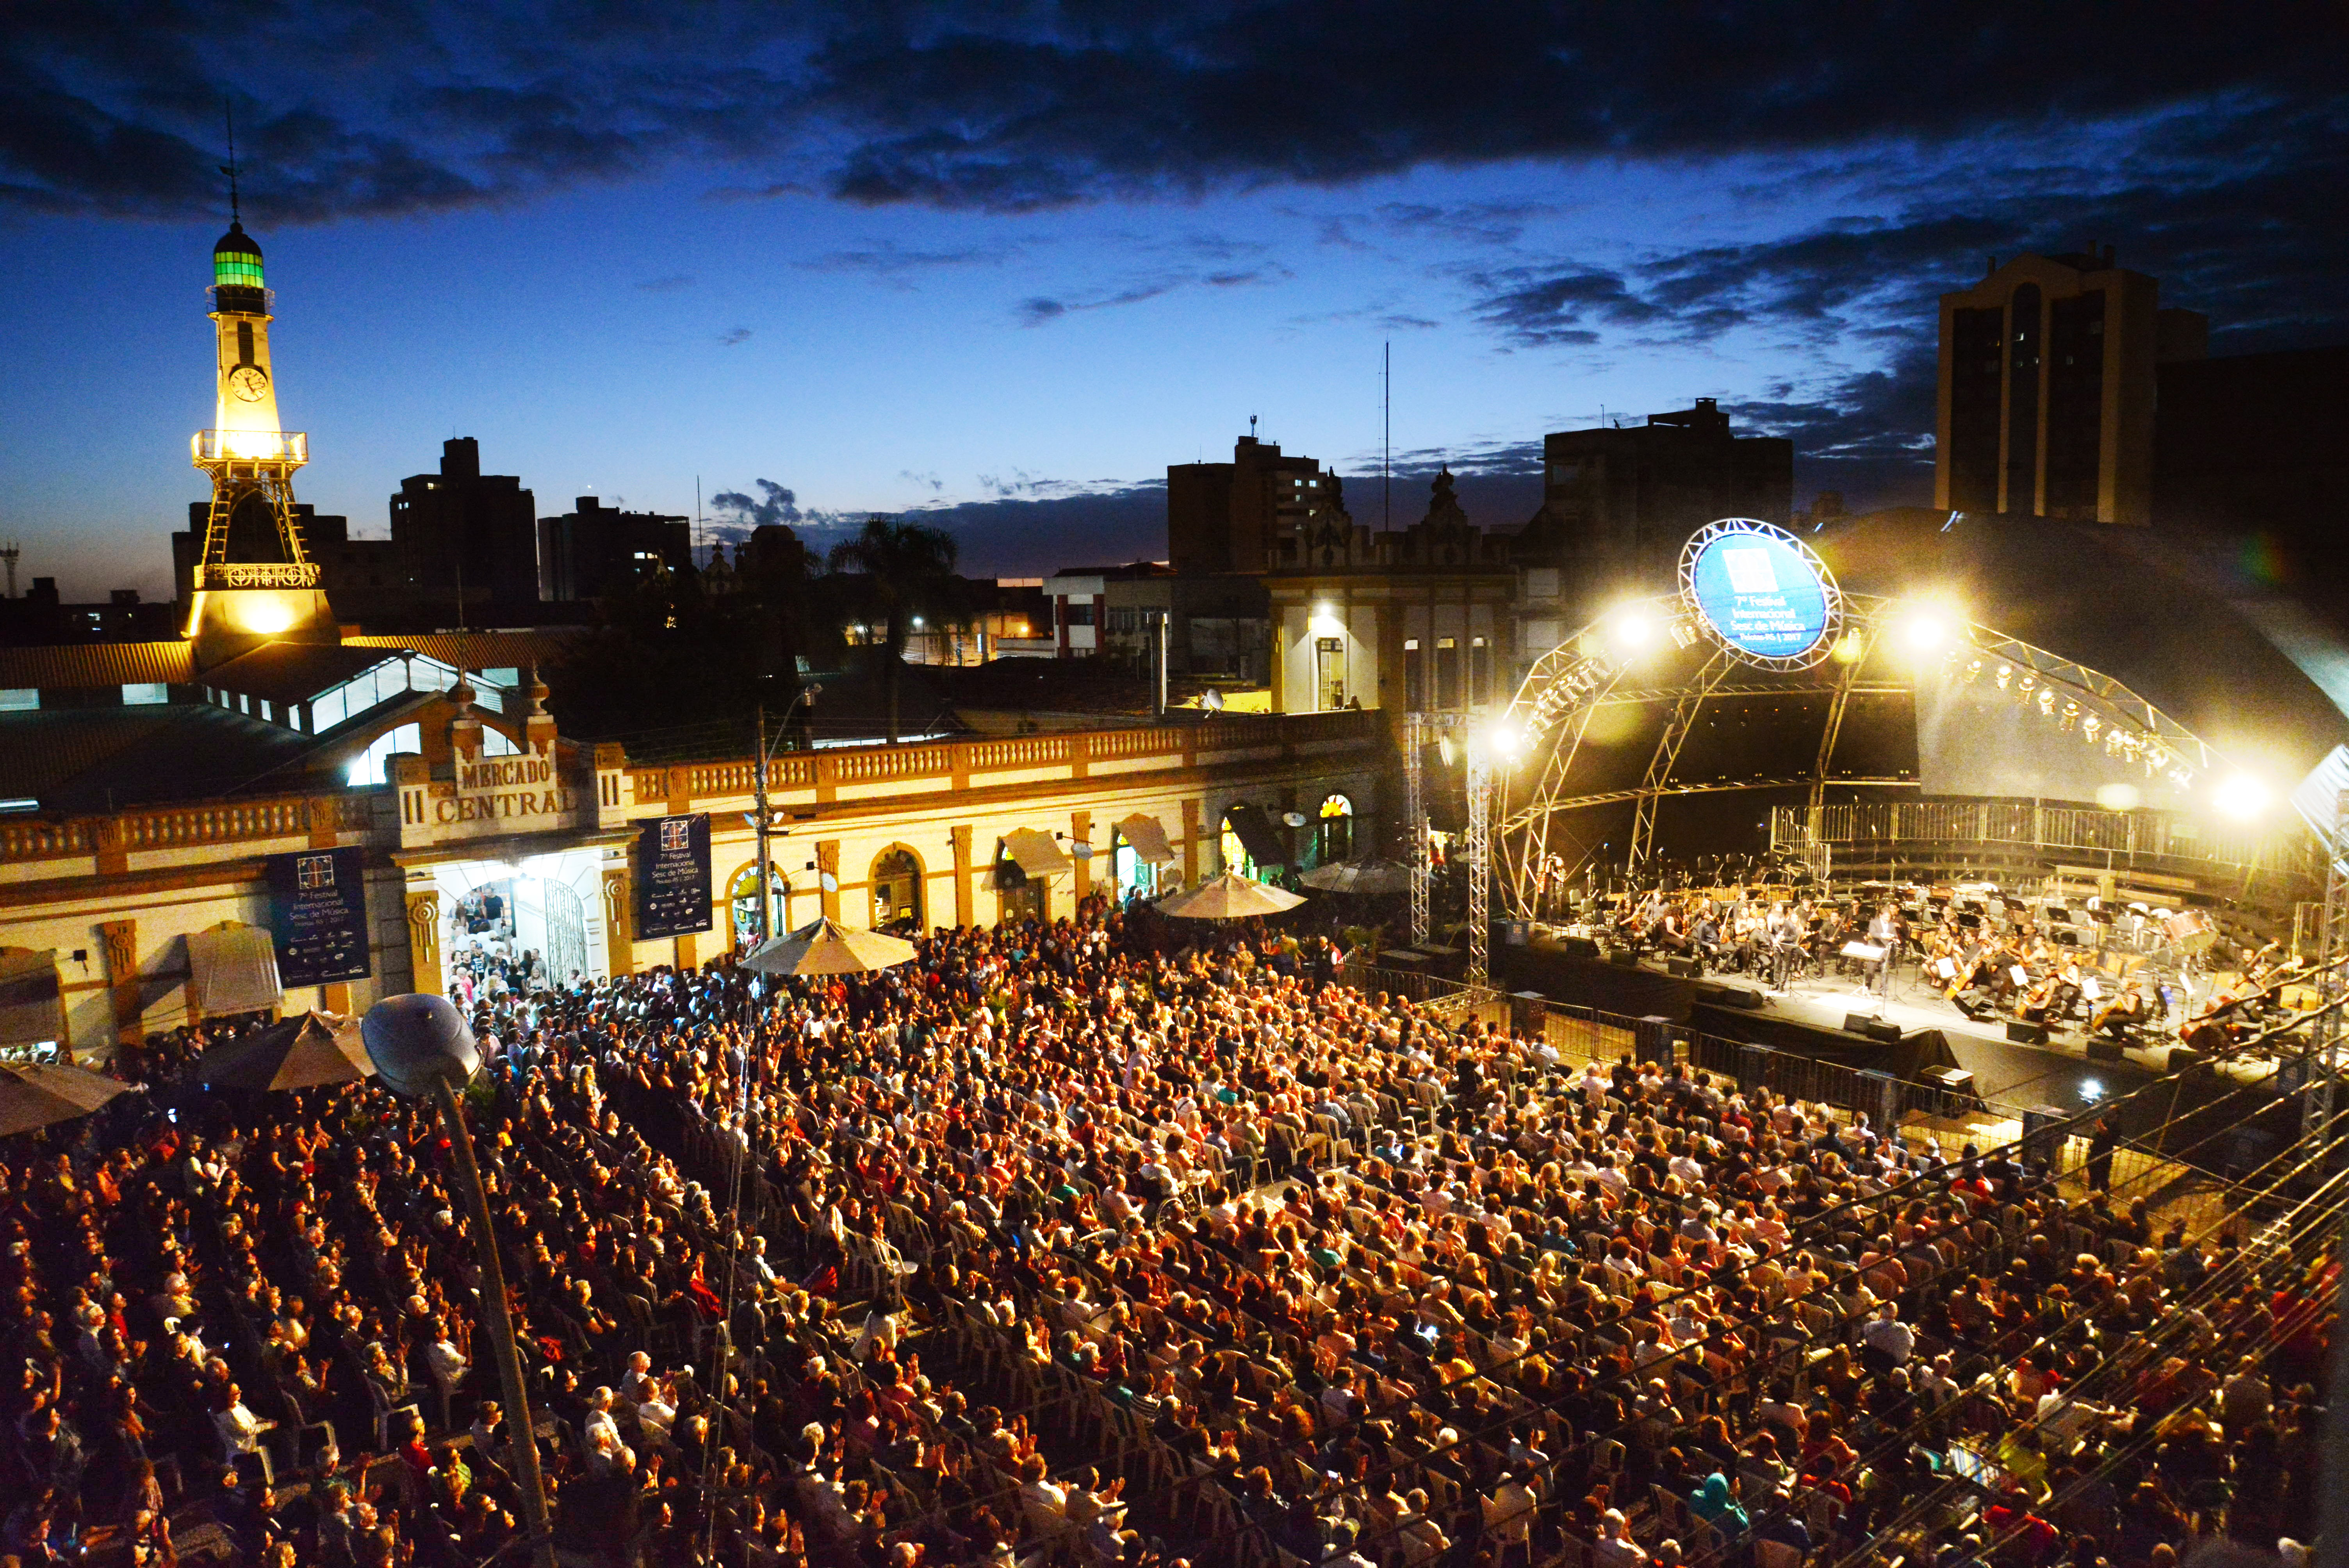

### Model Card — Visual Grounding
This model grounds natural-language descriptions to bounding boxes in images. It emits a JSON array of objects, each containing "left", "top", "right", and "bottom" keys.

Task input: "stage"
[{"left": 1497, "top": 937, "right": 2262, "bottom": 1111}]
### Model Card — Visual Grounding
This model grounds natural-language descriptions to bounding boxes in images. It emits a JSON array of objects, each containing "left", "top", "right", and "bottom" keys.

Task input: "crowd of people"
[{"left": 0, "top": 892, "right": 2335, "bottom": 1568}]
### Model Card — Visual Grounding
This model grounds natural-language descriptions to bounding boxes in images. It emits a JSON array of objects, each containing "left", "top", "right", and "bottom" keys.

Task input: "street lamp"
[
  {"left": 747, "top": 684, "right": 823, "bottom": 943},
  {"left": 360, "top": 994, "right": 556, "bottom": 1568}
]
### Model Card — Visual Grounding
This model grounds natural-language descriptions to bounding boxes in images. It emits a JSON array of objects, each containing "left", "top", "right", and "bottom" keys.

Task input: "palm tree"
[{"left": 826, "top": 516, "right": 968, "bottom": 743}]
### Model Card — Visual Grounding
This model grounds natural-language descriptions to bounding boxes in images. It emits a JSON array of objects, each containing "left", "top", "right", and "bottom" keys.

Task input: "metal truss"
[
  {"left": 1489, "top": 589, "right": 2239, "bottom": 922},
  {"left": 1466, "top": 752, "right": 1492, "bottom": 986},
  {"left": 1404, "top": 711, "right": 1427, "bottom": 945},
  {"left": 2306, "top": 790, "right": 2347, "bottom": 1144}
]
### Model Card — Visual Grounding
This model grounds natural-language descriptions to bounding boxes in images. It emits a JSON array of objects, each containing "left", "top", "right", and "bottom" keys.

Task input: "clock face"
[{"left": 228, "top": 364, "right": 271, "bottom": 402}]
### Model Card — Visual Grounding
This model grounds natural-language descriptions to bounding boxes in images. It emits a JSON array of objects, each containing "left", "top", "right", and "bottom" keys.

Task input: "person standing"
[{"left": 2085, "top": 1114, "right": 2119, "bottom": 1193}]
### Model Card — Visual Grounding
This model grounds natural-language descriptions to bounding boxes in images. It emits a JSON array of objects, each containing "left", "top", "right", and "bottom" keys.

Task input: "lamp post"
[
  {"left": 360, "top": 994, "right": 556, "bottom": 1568},
  {"left": 748, "top": 684, "right": 822, "bottom": 943}
]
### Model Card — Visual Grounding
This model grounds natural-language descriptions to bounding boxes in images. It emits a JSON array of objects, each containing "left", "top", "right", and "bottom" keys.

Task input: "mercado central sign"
[{"left": 441, "top": 754, "right": 578, "bottom": 826}]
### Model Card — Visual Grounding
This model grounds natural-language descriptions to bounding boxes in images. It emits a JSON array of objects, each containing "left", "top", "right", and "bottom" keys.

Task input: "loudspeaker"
[
  {"left": 1862, "top": 1017, "right": 1903, "bottom": 1044},
  {"left": 1695, "top": 981, "right": 1765, "bottom": 1011},
  {"left": 2166, "top": 1046, "right": 2204, "bottom": 1075},
  {"left": 1609, "top": 948, "right": 1641, "bottom": 968},
  {"left": 1667, "top": 957, "right": 1702, "bottom": 978},
  {"left": 1561, "top": 936, "right": 1600, "bottom": 960},
  {"left": 2084, "top": 1036, "right": 2126, "bottom": 1063},
  {"left": 2007, "top": 1019, "right": 2050, "bottom": 1045}
]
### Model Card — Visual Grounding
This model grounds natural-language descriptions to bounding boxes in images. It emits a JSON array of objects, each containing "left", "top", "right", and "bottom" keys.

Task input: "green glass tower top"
[{"left": 213, "top": 221, "right": 264, "bottom": 290}]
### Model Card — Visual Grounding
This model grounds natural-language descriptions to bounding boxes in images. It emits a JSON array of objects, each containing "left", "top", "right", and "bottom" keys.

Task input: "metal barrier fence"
[{"left": 1770, "top": 796, "right": 2316, "bottom": 878}]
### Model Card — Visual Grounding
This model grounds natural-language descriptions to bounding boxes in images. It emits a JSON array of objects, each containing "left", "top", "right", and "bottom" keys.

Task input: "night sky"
[{"left": 4, "top": 5, "right": 2343, "bottom": 598}]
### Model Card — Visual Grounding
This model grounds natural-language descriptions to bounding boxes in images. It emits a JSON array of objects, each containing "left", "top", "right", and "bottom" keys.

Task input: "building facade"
[
  {"left": 1167, "top": 435, "right": 1342, "bottom": 574},
  {"left": 390, "top": 438, "right": 542, "bottom": 616},
  {"left": 0, "top": 704, "right": 1382, "bottom": 1057},
  {"left": 1513, "top": 399, "right": 1791, "bottom": 600},
  {"left": 1932, "top": 251, "right": 2202, "bottom": 527},
  {"left": 537, "top": 496, "right": 692, "bottom": 604}
]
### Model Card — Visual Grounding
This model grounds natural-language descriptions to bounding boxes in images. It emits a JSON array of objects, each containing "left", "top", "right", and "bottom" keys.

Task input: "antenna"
[
  {"left": 1249, "top": 413, "right": 1258, "bottom": 440},
  {"left": 0, "top": 541, "right": 18, "bottom": 600},
  {"left": 220, "top": 100, "right": 241, "bottom": 222},
  {"left": 1383, "top": 341, "right": 1390, "bottom": 533},
  {"left": 695, "top": 475, "right": 702, "bottom": 565}
]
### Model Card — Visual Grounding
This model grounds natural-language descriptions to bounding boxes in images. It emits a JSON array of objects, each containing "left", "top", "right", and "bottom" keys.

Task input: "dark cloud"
[
  {"left": 797, "top": 243, "right": 1011, "bottom": 281},
  {"left": 708, "top": 478, "right": 859, "bottom": 536},
  {"left": 5, "top": 4, "right": 2333, "bottom": 228}
]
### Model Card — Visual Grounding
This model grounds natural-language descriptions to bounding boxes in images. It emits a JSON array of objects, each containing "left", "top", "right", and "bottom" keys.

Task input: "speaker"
[
  {"left": 1561, "top": 936, "right": 1600, "bottom": 960},
  {"left": 1667, "top": 957, "right": 1702, "bottom": 978},
  {"left": 2007, "top": 1019, "right": 2050, "bottom": 1045},
  {"left": 1609, "top": 948, "right": 1642, "bottom": 968},
  {"left": 2166, "top": 1046, "right": 2204, "bottom": 1075},
  {"left": 2085, "top": 1036, "right": 2126, "bottom": 1063},
  {"left": 1695, "top": 980, "right": 1765, "bottom": 1011},
  {"left": 1862, "top": 1017, "right": 1903, "bottom": 1044}
]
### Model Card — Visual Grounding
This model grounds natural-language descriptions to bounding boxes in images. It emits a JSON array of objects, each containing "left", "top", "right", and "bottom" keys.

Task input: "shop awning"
[
  {"left": 1001, "top": 828, "right": 1074, "bottom": 879},
  {"left": 1223, "top": 803, "right": 1289, "bottom": 868},
  {"left": 1113, "top": 812, "right": 1176, "bottom": 866},
  {"left": 186, "top": 924, "right": 283, "bottom": 1019},
  {"left": 0, "top": 949, "right": 64, "bottom": 1048}
]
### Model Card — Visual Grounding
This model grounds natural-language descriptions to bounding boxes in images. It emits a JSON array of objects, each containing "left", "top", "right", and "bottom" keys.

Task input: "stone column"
[{"left": 98, "top": 919, "right": 141, "bottom": 1063}]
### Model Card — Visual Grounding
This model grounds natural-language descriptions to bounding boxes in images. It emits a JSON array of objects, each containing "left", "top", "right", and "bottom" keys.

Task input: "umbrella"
[
  {"left": 1297, "top": 857, "right": 1412, "bottom": 896},
  {"left": 740, "top": 916, "right": 918, "bottom": 976},
  {"left": 1156, "top": 870, "right": 1306, "bottom": 920},
  {"left": 198, "top": 1011, "right": 376, "bottom": 1091},
  {"left": 0, "top": 1061, "right": 136, "bottom": 1137}
]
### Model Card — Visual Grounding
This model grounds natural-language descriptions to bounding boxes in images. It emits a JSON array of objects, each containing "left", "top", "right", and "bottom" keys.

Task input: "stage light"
[
  {"left": 2058, "top": 700, "right": 2079, "bottom": 731},
  {"left": 1831, "top": 630, "right": 1866, "bottom": 664},
  {"left": 1477, "top": 721, "right": 1524, "bottom": 761},
  {"left": 1963, "top": 659, "right": 1983, "bottom": 685},
  {"left": 2214, "top": 774, "right": 2270, "bottom": 820},
  {"left": 1994, "top": 663, "right": 2012, "bottom": 691},
  {"left": 2037, "top": 688, "right": 2057, "bottom": 717},
  {"left": 2096, "top": 783, "right": 2140, "bottom": 812},
  {"left": 1898, "top": 608, "right": 1951, "bottom": 654},
  {"left": 1608, "top": 605, "right": 1659, "bottom": 653},
  {"left": 2081, "top": 713, "right": 2101, "bottom": 744},
  {"left": 2080, "top": 1079, "right": 2104, "bottom": 1103}
]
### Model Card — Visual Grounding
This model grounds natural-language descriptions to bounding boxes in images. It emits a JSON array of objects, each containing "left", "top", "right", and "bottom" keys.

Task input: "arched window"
[
  {"left": 1220, "top": 813, "right": 1251, "bottom": 878},
  {"left": 871, "top": 847, "right": 924, "bottom": 933},
  {"left": 1315, "top": 793, "right": 1355, "bottom": 866}
]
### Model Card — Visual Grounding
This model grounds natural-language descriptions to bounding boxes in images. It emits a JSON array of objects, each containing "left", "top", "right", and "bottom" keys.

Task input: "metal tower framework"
[
  {"left": 1494, "top": 593, "right": 2245, "bottom": 922},
  {"left": 2304, "top": 789, "right": 2349, "bottom": 1143},
  {"left": 192, "top": 432, "right": 319, "bottom": 590}
]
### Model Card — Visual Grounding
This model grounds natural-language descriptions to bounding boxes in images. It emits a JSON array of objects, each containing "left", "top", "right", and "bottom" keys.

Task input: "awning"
[
  {"left": 1000, "top": 828, "right": 1074, "bottom": 879},
  {"left": 186, "top": 924, "right": 283, "bottom": 1019},
  {"left": 0, "top": 949, "right": 64, "bottom": 1048},
  {"left": 1113, "top": 812, "right": 1176, "bottom": 866},
  {"left": 1223, "top": 803, "right": 1289, "bottom": 868}
]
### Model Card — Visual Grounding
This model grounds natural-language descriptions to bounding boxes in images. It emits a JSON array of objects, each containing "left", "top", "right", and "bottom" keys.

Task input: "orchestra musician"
[
  {"left": 1865, "top": 902, "right": 1900, "bottom": 998},
  {"left": 2091, "top": 977, "right": 2149, "bottom": 1039}
]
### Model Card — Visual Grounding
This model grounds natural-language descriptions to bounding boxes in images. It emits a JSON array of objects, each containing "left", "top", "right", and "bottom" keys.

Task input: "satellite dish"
[
  {"left": 819, "top": 871, "right": 839, "bottom": 893},
  {"left": 1281, "top": 811, "right": 1309, "bottom": 828}
]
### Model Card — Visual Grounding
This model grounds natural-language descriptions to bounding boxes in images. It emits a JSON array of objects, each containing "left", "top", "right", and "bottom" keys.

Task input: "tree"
[{"left": 825, "top": 516, "right": 970, "bottom": 743}]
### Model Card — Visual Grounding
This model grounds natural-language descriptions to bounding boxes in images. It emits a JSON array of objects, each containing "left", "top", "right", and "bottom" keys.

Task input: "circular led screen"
[{"left": 1681, "top": 520, "right": 1837, "bottom": 665}]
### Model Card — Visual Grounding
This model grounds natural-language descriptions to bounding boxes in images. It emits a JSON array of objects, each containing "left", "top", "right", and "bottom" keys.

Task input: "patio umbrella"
[
  {"left": 1297, "top": 857, "right": 1412, "bottom": 896},
  {"left": 0, "top": 1061, "right": 136, "bottom": 1137},
  {"left": 1156, "top": 870, "right": 1306, "bottom": 920},
  {"left": 198, "top": 1011, "right": 376, "bottom": 1091},
  {"left": 740, "top": 916, "right": 918, "bottom": 976}
]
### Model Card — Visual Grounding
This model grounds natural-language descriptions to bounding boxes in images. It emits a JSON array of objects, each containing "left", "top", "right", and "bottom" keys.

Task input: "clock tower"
[{"left": 188, "top": 215, "right": 337, "bottom": 662}]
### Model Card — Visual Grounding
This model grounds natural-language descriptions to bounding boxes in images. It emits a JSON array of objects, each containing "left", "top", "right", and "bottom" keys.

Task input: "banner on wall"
[
  {"left": 636, "top": 814, "right": 714, "bottom": 939},
  {"left": 264, "top": 847, "right": 372, "bottom": 986}
]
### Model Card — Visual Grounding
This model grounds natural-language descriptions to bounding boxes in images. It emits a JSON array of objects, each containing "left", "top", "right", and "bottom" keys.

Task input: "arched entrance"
[
  {"left": 727, "top": 860, "right": 790, "bottom": 948},
  {"left": 871, "top": 846, "right": 924, "bottom": 933},
  {"left": 992, "top": 843, "right": 1047, "bottom": 926},
  {"left": 1315, "top": 793, "right": 1354, "bottom": 866}
]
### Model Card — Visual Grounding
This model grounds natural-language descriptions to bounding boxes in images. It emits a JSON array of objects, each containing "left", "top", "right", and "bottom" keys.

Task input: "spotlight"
[
  {"left": 1994, "top": 663, "right": 2012, "bottom": 691},
  {"left": 1899, "top": 608, "right": 1951, "bottom": 653},
  {"left": 2037, "top": 688, "right": 2057, "bottom": 717},
  {"left": 1608, "top": 606, "right": 1660, "bottom": 655},
  {"left": 2080, "top": 1079, "right": 2104, "bottom": 1103},
  {"left": 1477, "top": 721, "right": 1524, "bottom": 760},
  {"left": 2059, "top": 700, "right": 2080, "bottom": 732},
  {"left": 1963, "top": 659, "right": 1984, "bottom": 685},
  {"left": 2081, "top": 713, "right": 2101, "bottom": 744},
  {"left": 2214, "top": 774, "right": 2270, "bottom": 821},
  {"left": 2095, "top": 783, "right": 2140, "bottom": 812}
]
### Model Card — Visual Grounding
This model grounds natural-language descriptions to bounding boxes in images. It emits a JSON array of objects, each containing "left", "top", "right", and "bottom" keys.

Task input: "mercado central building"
[{"left": 4, "top": 226, "right": 2349, "bottom": 1071}]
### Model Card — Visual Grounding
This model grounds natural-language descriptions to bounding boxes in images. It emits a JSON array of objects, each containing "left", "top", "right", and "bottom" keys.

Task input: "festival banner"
[
  {"left": 636, "top": 814, "right": 714, "bottom": 939},
  {"left": 264, "top": 847, "right": 373, "bottom": 985}
]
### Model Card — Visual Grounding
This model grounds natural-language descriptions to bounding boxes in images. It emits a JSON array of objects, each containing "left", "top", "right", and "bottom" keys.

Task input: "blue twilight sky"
[{"left": 3, "top": 4, "right": 2343, "bottom": 599}]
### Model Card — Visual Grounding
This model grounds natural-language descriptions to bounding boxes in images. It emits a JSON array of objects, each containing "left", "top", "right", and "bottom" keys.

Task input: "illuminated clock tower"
[{"left": 188, "top": 214, "right": 337, "bottom": 659}]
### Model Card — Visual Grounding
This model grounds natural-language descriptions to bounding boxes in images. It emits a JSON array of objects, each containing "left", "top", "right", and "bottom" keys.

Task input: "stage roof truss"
[{"left": 1496, "top": 592, "right": 2249, "bottom": 916}]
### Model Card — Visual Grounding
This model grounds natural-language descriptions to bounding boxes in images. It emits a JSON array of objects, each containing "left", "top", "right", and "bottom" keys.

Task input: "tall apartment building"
[
  {"left": 1512, "top": 399, "right": 1791, "bottom": 590},
  {"left": 1166, "top": 434, "right": 1339, "bottom": 573},
  {"left": 1933, "top": 250, "right": 2210, "bottom": 526},
  {"left": 538, "top": 496, "right": 692, "bottom": 603},
  {"left": 389, "top": 438, "right": 541, "bottom": 614}
]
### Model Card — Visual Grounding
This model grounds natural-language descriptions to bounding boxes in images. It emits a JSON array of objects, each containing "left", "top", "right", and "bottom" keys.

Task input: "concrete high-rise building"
[
  {"left": 537, "top": 497, "right": 691, "bottom": 603},
  {"left": 1166, "top": 433, "right": 1338, "bottom": 574},
  {"left": 390, "top": 438, "right": 541, "bottom": 617},
  {"left": 1512, "top": 399, "right": 1791, "bottom": 589},
  {"left": 1933, "top": 250, "right": 2206, "bottom": 527}
]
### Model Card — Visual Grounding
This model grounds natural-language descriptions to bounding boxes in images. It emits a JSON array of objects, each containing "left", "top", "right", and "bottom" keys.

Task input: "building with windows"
[
  {"left": 537, "top": 495, "right": 692, "bottom": 604},
  {"left": 1039, "top": 563, "right": 1269, "bottom": 680},
  {"left": 1513, "top": 399, "right": 1791, "bottom": 599},
  {"left": 1166, "top": 433, "right": 1344, "bottom": 574},
  {"left": 1932, "top": 250, "right": 2207, "bottom": 527},
  {"left": 390, "top": 438, "right": 543, "bottom": 616}
]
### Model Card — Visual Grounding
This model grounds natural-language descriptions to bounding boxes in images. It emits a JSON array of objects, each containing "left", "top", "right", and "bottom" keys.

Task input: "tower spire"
[{"left": 221, "top": 100, "right": 241, "bottom": 225}]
